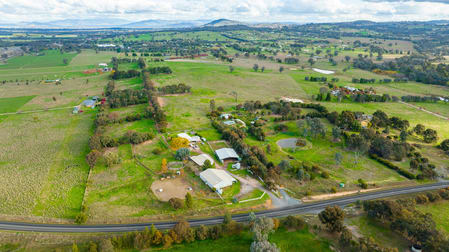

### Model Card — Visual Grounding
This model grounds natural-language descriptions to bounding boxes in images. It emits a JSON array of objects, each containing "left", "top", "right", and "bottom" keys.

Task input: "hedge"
[{"left": 369, "top": 154, "right": 416, "bottom": 179}]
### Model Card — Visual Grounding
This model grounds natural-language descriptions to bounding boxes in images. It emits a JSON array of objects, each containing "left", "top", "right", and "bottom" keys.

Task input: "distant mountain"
[
  {"left": 122, "top": 19, "right": 209, "bottom": 28},
  {"left": 203, "top": 19, "right": 246, "bottom": 27},
  {"left": 0, "top": 18, "right": 131, "bottom": 29}
]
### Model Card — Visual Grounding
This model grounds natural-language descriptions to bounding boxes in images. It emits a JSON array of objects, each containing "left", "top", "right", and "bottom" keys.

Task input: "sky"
[{"left": 0, "top": 0, "right": 448, "bottom": 24}]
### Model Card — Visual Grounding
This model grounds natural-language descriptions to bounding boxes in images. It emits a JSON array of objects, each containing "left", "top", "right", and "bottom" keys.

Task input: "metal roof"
[
  {"left": 190, "top": 154, "right": 214, "bottom": 166},
  {"left": 200, "top": 169, "right": 236, "bottom": 188},
  {"left": 215, "top": 148, "right": 240, "bottom": 162}
]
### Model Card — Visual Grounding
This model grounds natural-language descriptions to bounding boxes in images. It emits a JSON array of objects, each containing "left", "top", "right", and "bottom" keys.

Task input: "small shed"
[{"left": 190, "top": 154, "right": 215, "bottom": 167}]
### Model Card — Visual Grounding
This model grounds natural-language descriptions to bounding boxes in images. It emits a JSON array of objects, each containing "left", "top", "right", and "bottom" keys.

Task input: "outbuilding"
[
  {"left": 215, "top": 148, "right": 240, "bottom": 163},
  {"left": 177, "top": 132, "right": 201, "bottom": 143},
  {"left": 200, "top": 169, "right": 236, "bottom": 194},
  {"left": 190, "top": 154, "right": 215, "bottom": 167}
]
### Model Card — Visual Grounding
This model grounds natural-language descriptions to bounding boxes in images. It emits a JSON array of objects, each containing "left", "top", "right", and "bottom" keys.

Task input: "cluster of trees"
[
  {"left": 408, "top": 151, "right": 438, "bottom": 180},
  {"left": 107, "top": 89, "right": 148, "bottom": 108},
  {"left": 438, "top": 139, "right": 449, "bottom": 153},
  {"left": 401, "top": 95, "right": 446, "bottom": 103},
  {"left": 158, "top": 83, "right": 191, "bottom": 94},
  {"left": 351, "top": 77, "right": 407, "bottom": 84},
  {"left": 297, "top": 117, "right": 326, "bottom": 138},
  {"left": 111, "top": 69, "right": 140, "bottom": 80},
  {"left": 412, "top": 124, "right": 438, "bottom": 143},
  {"left": 248, "top": 125, "right": 266, "bottom": 141},
  {"left": 284, "top": 57, "right": 299, "bottom": 64},
  {"left": 305, "top": 76, "right": 327, "bottom": 82},
  {"left": 363, "top": 198, "right": 449, "bottom": 251},
  {"left": 353, "top": 55, "right": 449, "bottom": 86},
  {"left": 147, "top": 66, "right": 172, "bottom": 74},
  {"left": 327, "top": 110, "right": 362, "bottom": 132}
]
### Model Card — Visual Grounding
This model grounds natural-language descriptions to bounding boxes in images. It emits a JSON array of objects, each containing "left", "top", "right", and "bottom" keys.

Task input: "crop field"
[{"left": 0, "top": 110, "right": 93, "bottom": 218}]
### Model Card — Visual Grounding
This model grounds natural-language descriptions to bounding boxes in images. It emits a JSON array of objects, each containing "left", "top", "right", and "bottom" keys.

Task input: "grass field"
[
  {"left": 0, "top": 110, "right": 93, "bottom": 218},
  {"left": 0, "top": 50, "right": 77, "bottom": 69},
  {"left": 347, "top": 215, "right": 409, "bottom": 251},
  {"left": 0, "top": 95, "right": 35, "bottom": 113}
]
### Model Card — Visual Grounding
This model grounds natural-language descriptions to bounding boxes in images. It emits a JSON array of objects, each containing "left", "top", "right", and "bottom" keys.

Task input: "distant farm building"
[
  {"left": 200, "top": 169, "right": 236, "bottom": 194},
  {"left": 281, "top": 97, "right": 304, "bottom": 104},
  {"left": 98, "top": 63, "right": 108, "bottom": 67},
  {"left": 82, "top": 99, "right": 96, "bottom": 108},
  {"left": 215, "top": 148, "right": 240, "bottom": 163},
  {"left": 220, "top": 113, "right": 232, "bottom": 120},
  {"left": 190, "top": 154, "right": 215, "bottom": 167}
]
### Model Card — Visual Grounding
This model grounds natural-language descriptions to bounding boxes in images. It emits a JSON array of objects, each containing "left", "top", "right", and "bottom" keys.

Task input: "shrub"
[
  {"left": 175, "top": 148, "right": 190, "bottom": 161},
  {"left": 282, "top": 216, "right": 306, "bottom": 230},
  {"left": 438, "top": 188, "right": 449, "bottom": 200},
  {"left": 321, "top": 171, "right": 330, "bottom": 179},
  {"left": 415, "top": 194, "right": 429, "bottom": 204},
  {"left": 152, "top": 148, "right": 162, "bottom": 155},
  {"left": 426, "top": 192, "right": 441, "bottom": 202},
  {"left": 196, "top": 225, "right": 209, "bottom": 240},
  {"left": 169, "top": 198, "right": 184, "bottom": 209}
]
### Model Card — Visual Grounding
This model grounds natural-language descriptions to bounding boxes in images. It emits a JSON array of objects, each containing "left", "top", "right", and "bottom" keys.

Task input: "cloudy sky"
[{"left": 0, "top": 0, "right": 448, "bottom": 24}]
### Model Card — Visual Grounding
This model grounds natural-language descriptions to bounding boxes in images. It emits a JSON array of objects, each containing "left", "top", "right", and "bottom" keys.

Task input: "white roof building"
[
  {"left": 177, "top": 133, "right": 201, "bottom": 143},
  {"left": 220, "top": 113, "right": 232, "bottom": 120},
  {"left": 281, "top": 97, "right": 304, "bottom": 104},
  {"left": 200, "top": 169, "right": 236, "bottom": 194},
  {"left": 215, "top": 148, "right": 240, "bottom": 163},
  {"left": 190, "top": 154, "right": 215, "bottom": 167}
]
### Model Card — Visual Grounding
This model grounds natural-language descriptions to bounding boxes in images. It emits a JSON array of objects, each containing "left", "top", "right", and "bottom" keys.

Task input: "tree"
[
  {"left": 400, "top": 130, "right": 408, "bottom": 142},
  {"left": 345, "top": 55, "right": 351, "bottom": 62},
  {"left": 196, "top": 225, "right": 209, "bottom": 240},
  {"left": 423, "top": 128, "right": 438, "bottom": 143},
  {"left": 229, "top": 66, "right": 234, "bottom": 73},
  {"left": 185, "top": 192, "right": 193, "bottom": 208},
  {"left": 279, "top": 66, "right": 284, "bottom": 73},
  {"left": 308, "top": 58, "right": 315, "bottom": 66},
  {"left": 175, "top": 148, "right": 190, "bottom": 161},
  {"left": 202, "top": 159, "right": 213, "bottom": 170},
  {"left": 439, "top": 139, "right": 449, "bottom": 151},
  {"left": 104, "top": 152, "right": 120, "bottom": 167},
  {"left": 173, "top": 220, "right": 194, "bottom": 243},
  {"left": 63, "top": 58, "right": 68, "bottom": 65},
  {"left": 250, "top": 216, "right": 279, "bottom": 252},
  {"left": 86, "top": 150, "right": 101, "bottom": 168},
  {"left": 99, "top": 239, "right": 114, "bottom": 252},
  {"left": 161, "top": 158, "right": 168, "bottom": 173},
  {"left": 210, "top": 99, "right": 216, "bottom": 111},
  {"left": 88, "top": 241, "right": 98, "bottom": 252},
  {"left": 170, "top": 137, "right": 189, "bottom": 150},
  {"left": 318, "top": 206, "right": 345, "bottom": 233},
  {"left": 253, "top": 64, "right": 259, "bottom": 72},
  {"left": 261, "top": 66, "right": 265, "bottom": 72},
  {"left": 413, "top": 124, "right": 426, "bottom": 135}
]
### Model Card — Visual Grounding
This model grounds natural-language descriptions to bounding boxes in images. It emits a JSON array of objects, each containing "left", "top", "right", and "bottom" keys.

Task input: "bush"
[
  {"left": 415, "top": 194, "right": 429, "bottom": 204},
  {"left": 438, "top": 188, "right": 449, "bottom": 200},
  {"left": 175, "top": 148, "right": 190, "bottom": 161},
  {"left": 152, "top": 148, "right": 162, "bottom": 155},
  {"left": 169, "top": 198, "right": 184, "bottom": 209},
  {"left": 426, "top": 192, "right": 441, "bottom": 202},
  {"left": 75, "top": 211, "right": 88, "bottom": 224},
  {"left": 321, "top": 171, "right": 330, "bottom": 179},
  {"left": 282, "top": 216, "right": 306, "bottom": 230}
]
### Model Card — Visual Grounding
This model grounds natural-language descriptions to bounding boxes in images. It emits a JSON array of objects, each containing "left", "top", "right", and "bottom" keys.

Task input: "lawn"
[{"left": 416, "top": 201, "right": 449, "bottom": 235}]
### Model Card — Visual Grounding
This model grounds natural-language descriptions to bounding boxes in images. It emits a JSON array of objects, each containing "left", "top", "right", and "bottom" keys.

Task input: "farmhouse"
[
  {"left": 200, "top": 169, "right": 236, "bottom": 194},
  {"left": 215, "top": 148, "right": 240, "bottom": 163},
  {"left": 177, "top": 132, "right": 201, "bottom": 143},
  {"left": 190, "top": 154, "right": 215, "bottom": 167}
]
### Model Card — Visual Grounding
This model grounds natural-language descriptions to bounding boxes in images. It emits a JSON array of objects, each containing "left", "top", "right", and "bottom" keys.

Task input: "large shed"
[
  {"left": 215, "top": 148, "right": 240, "bottom": 163},
  {"left": 199, "top": 169, "right": 236, "bottom": 194}
]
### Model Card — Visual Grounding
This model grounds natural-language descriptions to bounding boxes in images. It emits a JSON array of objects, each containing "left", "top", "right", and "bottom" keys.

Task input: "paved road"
[{"left": 0, "top": 182, "right": 447, "bottom": 233}]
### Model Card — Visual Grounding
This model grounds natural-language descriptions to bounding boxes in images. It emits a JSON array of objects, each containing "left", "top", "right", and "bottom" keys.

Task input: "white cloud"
[{"left": 0, "top": 0, "right": 447, "bottom": 23}]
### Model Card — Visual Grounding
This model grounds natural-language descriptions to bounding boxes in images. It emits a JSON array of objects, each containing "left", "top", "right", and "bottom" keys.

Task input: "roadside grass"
[
  {"left": 161, "top": 226, "right": 332, "bottom": 252},
  {"left": 347, "top": 215, "right": 410, "bottom": 251},
  {"left": 416, "top": 201, "right": 449, "bottom": 235}
]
